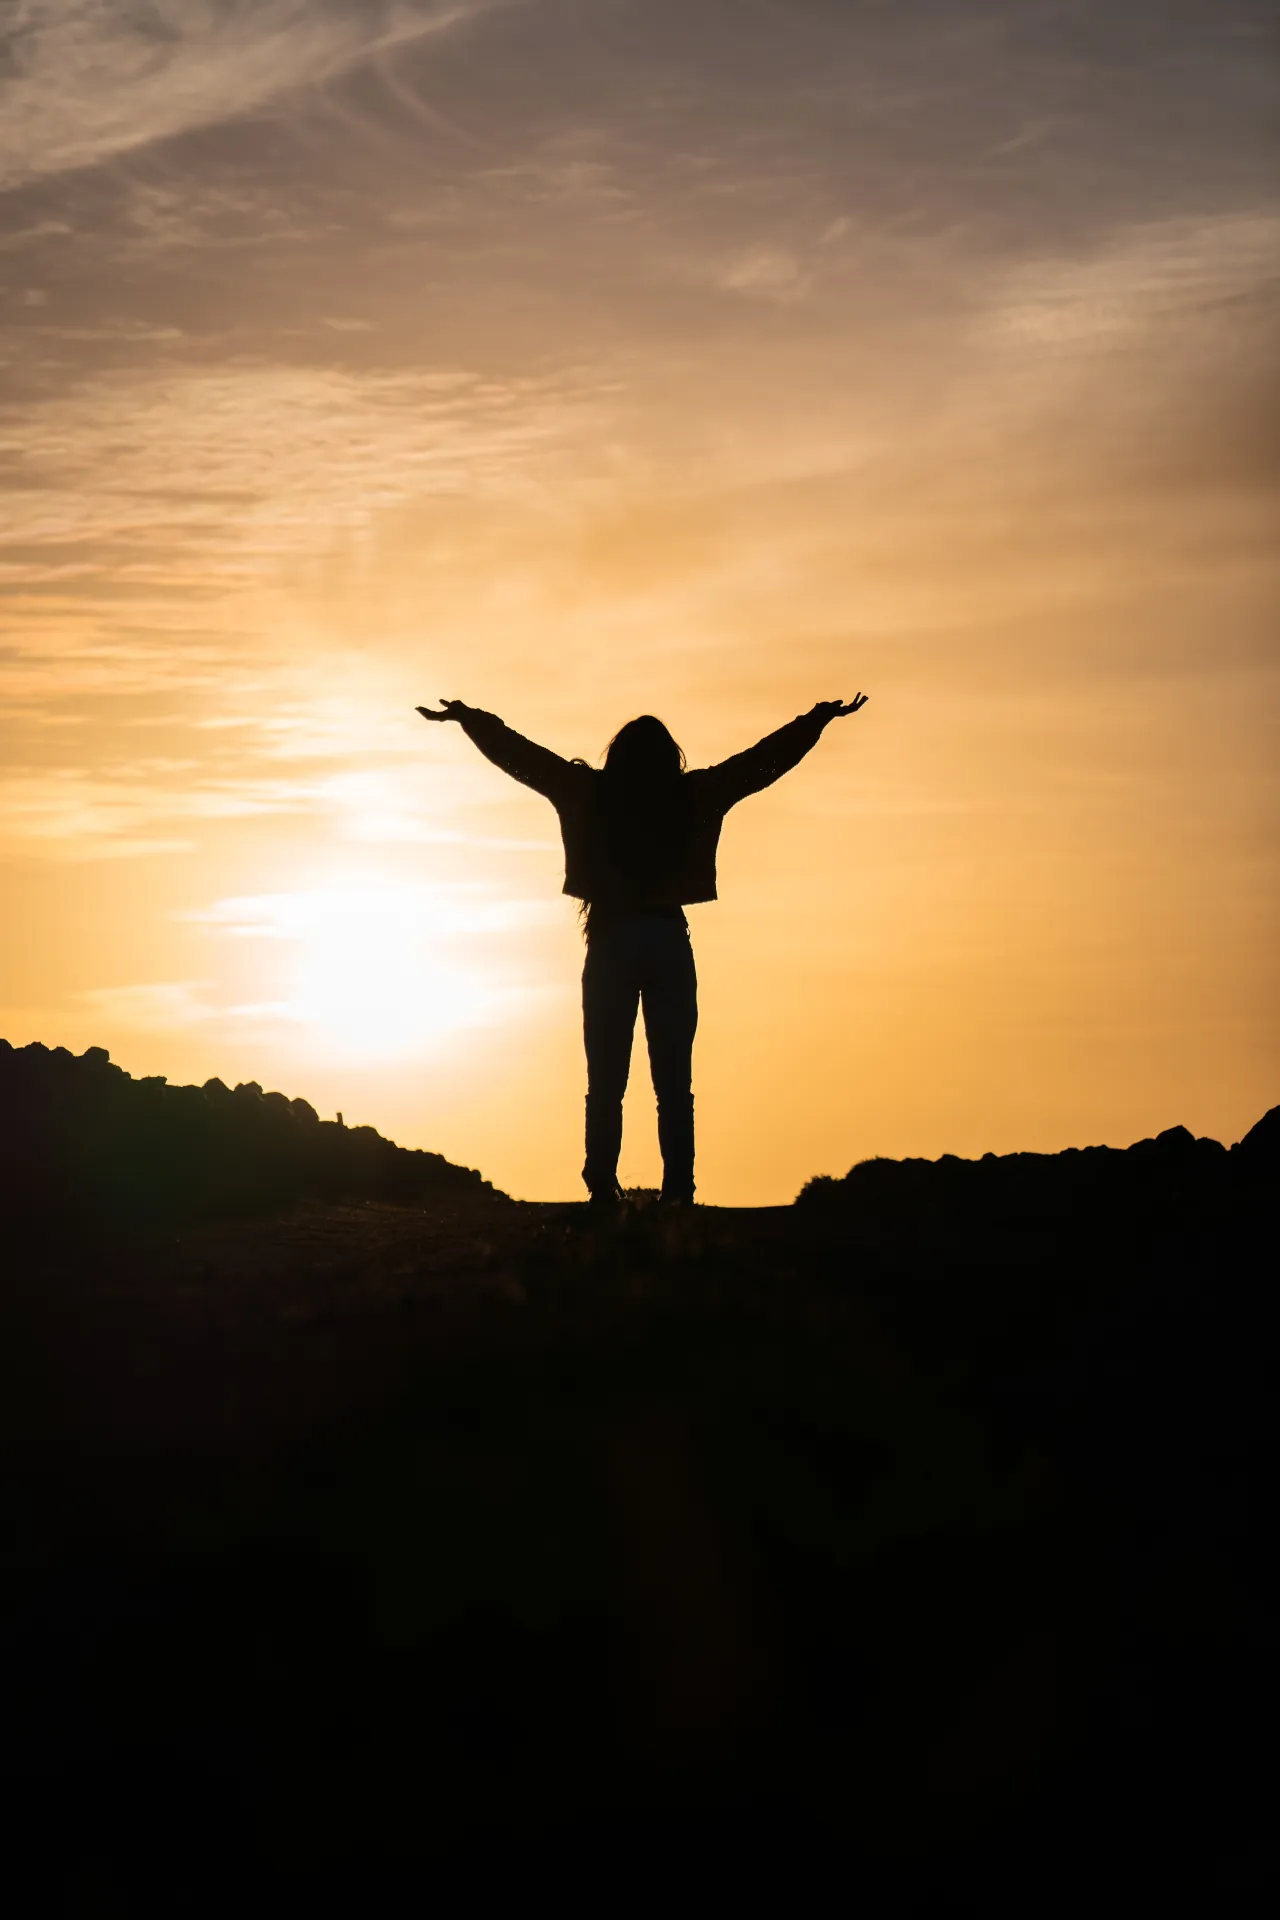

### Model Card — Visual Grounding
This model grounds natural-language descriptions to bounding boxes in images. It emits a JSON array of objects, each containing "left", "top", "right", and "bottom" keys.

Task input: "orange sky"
[{"left": 1, "top": 0, "right": 1276, "bottom": 1201}]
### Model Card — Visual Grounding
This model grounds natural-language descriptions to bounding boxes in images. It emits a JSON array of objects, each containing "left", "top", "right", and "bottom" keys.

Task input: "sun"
[
  {"left": 205, "top": 881, "right": 544, "bottom": 1063},
  {"left": 292, "top": 897, "right": 497, "bottom": 1059}
]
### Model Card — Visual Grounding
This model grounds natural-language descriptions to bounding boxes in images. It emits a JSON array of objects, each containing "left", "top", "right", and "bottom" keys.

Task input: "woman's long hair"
[
  {"left": 580, "top": 716, "right": 686, "bottom": 933},
  {"left": 602, "top": 715, "right": 685, "bottom": 782}
]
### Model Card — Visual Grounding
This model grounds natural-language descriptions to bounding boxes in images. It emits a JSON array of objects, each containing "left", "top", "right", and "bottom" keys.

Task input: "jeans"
[{"left": 581, "top": 913, "right": 698, "bottom": 1199}]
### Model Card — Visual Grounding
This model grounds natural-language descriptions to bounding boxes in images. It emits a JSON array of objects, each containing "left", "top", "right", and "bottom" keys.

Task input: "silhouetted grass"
[{"left": 1, "top": 1047, "right": 1271, "bottom": 1908}]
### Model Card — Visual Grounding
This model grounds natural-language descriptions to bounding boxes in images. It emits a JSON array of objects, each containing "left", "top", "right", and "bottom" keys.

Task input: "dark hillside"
[
  {"left": 0, "top": 1039, "right": 500, "bottom": 1223},
  {"left": 1, "top": 1054, "right": 1271, "bottom": 1909},
  {"left": 799, "top": 1110, "right": 1273, "bottom": 1225}
]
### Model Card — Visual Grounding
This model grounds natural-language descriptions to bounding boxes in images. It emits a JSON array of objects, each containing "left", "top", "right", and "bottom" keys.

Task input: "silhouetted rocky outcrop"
[
  {"left": 0, "top": 1058, "right": 1270, "bottom": 1902},
  {"left": 796, "top": 1110, "right": 1277, "bottom": 1220},
  {"left": 1233, "top": 1101, "right": 1280, "bottom": 1168},
  {"left": 0, "top": 1039, "right": 502, "bottom": 1224}
]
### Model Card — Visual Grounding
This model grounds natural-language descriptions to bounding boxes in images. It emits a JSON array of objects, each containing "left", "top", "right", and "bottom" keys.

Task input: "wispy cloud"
[
  {"left": 0, "top": 765, "right": 330, "bottom": 858},
  {"left": 0, "top": 754, "right": 559, "bottom": 860},
  {"left": 716, "top": 243, "right": 810, "bottom": 304},
  {"left": 189, "top": 882, "right": 552, "bottom": 939},
  {"left": 79, "top": 978, "right": 216, "bottom": 1026},
  {"left": 988, "top": 210, "right": 1280, "bottom": 354},
  {"left": 0, "top": 0, "right": 491, "bottom": 192},
  {"left": 0, "top": 360, "right": 601, "bottom": 597}
]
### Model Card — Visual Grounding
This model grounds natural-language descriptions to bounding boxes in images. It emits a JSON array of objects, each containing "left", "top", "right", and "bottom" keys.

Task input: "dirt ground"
[{"left": 2, "top": 1186, "right": 1265, "bottom": 1908}]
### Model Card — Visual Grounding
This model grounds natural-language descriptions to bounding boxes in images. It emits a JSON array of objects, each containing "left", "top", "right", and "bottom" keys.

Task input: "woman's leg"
[
  {"left": 640, "top": 922, "right": 699, "bottom": 1202},
  {"left": 581, "top": 924, "right": 642, "bottom": 1198}
]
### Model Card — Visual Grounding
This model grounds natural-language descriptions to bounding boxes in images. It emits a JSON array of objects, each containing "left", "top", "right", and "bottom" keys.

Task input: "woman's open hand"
[
  {"left": 416, "top": 699, "right": 471, "bottom": 722},
  {"left": 811, "top": 694, "right": 868, "bottom": 722}
]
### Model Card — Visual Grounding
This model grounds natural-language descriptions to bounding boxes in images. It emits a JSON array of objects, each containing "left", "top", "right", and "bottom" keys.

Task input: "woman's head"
[{"left": 603, "top": 715, "right": 685, "bottom": 782}]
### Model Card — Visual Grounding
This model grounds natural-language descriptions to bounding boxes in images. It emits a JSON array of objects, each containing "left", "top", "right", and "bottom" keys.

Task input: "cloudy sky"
[{"left": 1, "top": 0, "right": 1275, "bottom": 1199}]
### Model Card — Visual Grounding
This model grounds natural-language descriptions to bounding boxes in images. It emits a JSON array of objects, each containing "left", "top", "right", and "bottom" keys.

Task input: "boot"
[
  {"left": 656, "top": 1092, "right": 695, "bottom": 1204},
  {"left": 583, "top": 1092, "right": 624, "bottom": 1201}
]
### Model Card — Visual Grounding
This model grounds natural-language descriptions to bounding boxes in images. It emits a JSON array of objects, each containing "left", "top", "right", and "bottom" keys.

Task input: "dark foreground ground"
[{"left": 3, "top": 1127, "right": 1272, "bottom": 1911}]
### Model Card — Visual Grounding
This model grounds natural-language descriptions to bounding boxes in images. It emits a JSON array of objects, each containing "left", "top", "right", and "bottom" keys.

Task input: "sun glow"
[{"left": 196, "top": 882, "right": 551, "bottom": 1062}]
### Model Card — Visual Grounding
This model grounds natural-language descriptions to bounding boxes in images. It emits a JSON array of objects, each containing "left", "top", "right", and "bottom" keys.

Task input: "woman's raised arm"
[
  {"left": 699, "top": 695, "right": 868, "bottom": 810},
  {"left": 417, "top": 700, "right": 576, "bottom": 805}
]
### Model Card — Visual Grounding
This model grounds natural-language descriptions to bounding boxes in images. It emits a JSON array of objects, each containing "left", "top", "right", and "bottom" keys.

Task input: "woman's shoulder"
[{"left": 680, "top": 766, "right": 720, "bottom": 807}]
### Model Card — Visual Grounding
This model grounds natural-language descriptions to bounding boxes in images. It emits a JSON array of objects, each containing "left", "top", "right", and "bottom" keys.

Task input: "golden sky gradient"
[{"left": 1, "top": 0, "right": 1276, "bottom": 1201}]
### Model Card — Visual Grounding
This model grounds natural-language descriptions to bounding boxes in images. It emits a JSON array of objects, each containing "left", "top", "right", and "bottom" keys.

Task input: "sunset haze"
[{"left": 1, "top": 0, "right": 1275, "bottom": 1200}]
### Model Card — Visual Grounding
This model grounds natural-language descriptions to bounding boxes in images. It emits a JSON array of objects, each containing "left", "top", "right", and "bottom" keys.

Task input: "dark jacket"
[{"left": 459, "top": 707, "right": 828, "bottom": 907}]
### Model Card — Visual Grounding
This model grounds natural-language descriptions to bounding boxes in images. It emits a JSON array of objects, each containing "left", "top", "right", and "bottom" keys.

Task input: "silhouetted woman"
[{"left": 417, "top": 695, "right": 868, "bottom": 1205}]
